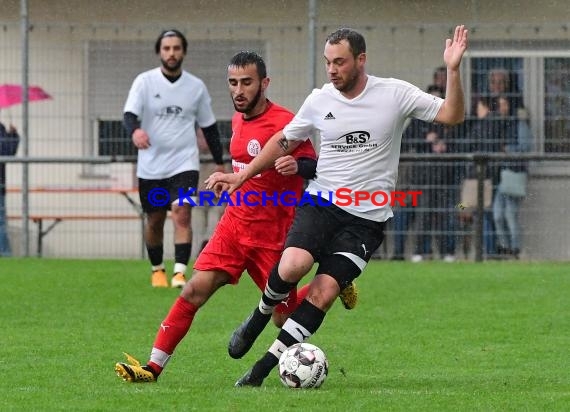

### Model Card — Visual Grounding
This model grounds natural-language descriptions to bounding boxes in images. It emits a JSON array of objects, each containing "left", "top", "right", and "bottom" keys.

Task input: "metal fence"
[
  {"left": 385, "top": 153, "right": 570, "bottom": 262},
  {"left": 1, "top": 20, "right": 569, "bottom": 260},
  {"left": 2, "top": 154, "right": 569, "bottom": 261}
]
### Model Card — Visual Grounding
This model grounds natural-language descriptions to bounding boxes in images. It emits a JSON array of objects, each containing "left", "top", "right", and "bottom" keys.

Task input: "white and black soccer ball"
[{"left": 278, "top": 342, "right": 329, "bottom": 389}]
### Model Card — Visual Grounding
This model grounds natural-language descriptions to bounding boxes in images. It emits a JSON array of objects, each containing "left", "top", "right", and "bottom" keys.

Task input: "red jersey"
[{"left": 226, "top": 101, "right": 316, "bottom": 250}]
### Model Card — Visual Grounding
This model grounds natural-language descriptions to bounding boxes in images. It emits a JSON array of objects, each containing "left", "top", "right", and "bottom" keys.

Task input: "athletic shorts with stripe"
[{"left": 284, "top": 195, "right": 385, "bottom": 290}]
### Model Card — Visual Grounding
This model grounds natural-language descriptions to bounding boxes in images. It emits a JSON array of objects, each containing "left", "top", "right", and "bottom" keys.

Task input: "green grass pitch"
[{"left": 2, "top": 258, "right": 569, "bottom": 411}]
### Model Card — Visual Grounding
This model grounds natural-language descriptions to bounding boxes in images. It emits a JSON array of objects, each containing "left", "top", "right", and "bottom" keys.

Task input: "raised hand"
[{"left": 444, "top": 25, "right": 468, "bottom": 70}]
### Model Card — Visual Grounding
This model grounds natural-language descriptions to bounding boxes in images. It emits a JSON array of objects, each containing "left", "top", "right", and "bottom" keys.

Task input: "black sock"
[
  {"left": 243, "top": 308, "right": 272, "bottom": 340},
  {"left": 174, "top": 242, "right": 191, "bottom": 265},
  {"left": 280, "top": 299, "right": 326, "bottom": 346},
  {"left": 251, "top": 352, "right": 280, "bottom": 380},
  {"left": 244, "top": 266, "right": 297, "bottom": 337},
  {"left": 260, "top": 265, "right": 297, "bottom": 312},
  {"left": 146, "top": 244, "right": 163, "bottom": 266},
  {"left": 250, "top": 300, "right": 326, "bottom": 381}
]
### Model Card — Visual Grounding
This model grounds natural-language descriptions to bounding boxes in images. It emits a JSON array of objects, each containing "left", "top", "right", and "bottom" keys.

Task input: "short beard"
[
  {"left": 161, "top": 58, "right": 183, "bottom": 74},
  {"left": 233, "top": 85, "right": 263, "bottom": 114},
  {"left": 335, "top": 68, "right": 359, "bottom": 94}
]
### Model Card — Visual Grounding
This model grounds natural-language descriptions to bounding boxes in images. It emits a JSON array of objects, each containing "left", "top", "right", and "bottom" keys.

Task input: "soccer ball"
[{"left": 278, "top": 342, "right": 329, "bottom": 388}]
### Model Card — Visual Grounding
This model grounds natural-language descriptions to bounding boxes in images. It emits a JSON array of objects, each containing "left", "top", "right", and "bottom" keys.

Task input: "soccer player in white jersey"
[
  {"left": 206, "top": 25, "right": 469, "bottom": 386},
  {"left": 124, "top": 29, "right": 225, "bottom": 288}
]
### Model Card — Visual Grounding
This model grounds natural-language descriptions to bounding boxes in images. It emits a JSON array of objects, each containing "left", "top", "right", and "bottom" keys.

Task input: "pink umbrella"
[{"left": 0, "top": 84, "right": 52, "bottom": 109}]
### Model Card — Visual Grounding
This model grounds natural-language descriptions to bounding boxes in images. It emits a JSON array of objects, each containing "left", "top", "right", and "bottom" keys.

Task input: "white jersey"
[
  {"left": 283, "top": 75, "right": 444, "bottom": 222},
  {"left": 124, "top": 67, "right": 217, "bottom": 179}
]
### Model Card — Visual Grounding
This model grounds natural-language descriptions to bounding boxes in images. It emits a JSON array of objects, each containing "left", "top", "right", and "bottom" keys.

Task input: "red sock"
[
  {"left": 153, "top": 296, "right": 198, "bottom": 356},
  {"left": 295, "top": 284, "right": 309, "bottom": 306},
  {"left": 275, "top": 284, "right": 310, "bottom": 314}
]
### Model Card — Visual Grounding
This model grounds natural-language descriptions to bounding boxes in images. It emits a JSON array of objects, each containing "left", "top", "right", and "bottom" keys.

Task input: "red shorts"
[{"left": 194, "top": 221, "right": 297, "bottom": 314}]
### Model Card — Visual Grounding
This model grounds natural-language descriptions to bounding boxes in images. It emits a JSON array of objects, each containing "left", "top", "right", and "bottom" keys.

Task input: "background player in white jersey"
[
  {"left": 123, "top": 29, "right": 225, "bottom": 288},
  {"left": 206, "top": 25, "right": 469, "bottom": 386}
]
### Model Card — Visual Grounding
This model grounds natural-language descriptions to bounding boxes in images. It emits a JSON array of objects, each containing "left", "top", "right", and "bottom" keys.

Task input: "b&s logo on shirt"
[
  {"left": 247, "top": 139, "right": 261, "bottom": 157},
  {"left": 337, "top": 130, "right": 370, "bottom": 144},
  {"left": 331, "top": 130, "right": 378, "bottom": 153},
  {"left": 158, "top": 105, "right": 183, "bottom": 117}
]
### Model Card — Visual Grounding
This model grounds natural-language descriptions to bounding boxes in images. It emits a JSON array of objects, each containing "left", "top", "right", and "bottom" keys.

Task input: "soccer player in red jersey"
[{"left": 115, "top": 51, "right": 324, "bottom": 382}]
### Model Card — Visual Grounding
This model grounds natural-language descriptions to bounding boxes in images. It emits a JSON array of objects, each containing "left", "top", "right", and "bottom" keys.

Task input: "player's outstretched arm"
[
  {"left": 205, "top": 130, "right": 302, "bottom": 193},
  {"left": 435, "top": 25, "right": 468, "bottom": 126}
]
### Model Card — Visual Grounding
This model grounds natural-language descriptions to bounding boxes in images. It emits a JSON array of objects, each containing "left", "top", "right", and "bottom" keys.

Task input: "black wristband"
[{"left": 296, "top": 157, "right": 317, "bottom": 180}]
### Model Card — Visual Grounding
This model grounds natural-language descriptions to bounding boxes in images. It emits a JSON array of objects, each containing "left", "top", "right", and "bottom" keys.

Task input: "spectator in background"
[
  {"left": 392, "top": 84, "right": 444, "bottom": 261},
  {"left": 432, "top": 66, "right": 447, "bottom": 95},
  {"left": 0, "top": 121, "right": 19, "bottom": 257},
  {"left": 412, "top": 136, "right": 461, "bottom": 262},
  {"left": 460, "top": 96, "right": 505, "bottom": 257},
  {"left": 493, "top": 98, "right": 533, "bottom": 259},
  {"left": 471, "top": 67, "right": 523, "bottom": 119},
  {"left": 410, "top": 88, "right": 462, "bottom": 262},
  {"left": 389, "top": 153, "right": 416, "bottom": 260},
  {"left": 487, "top": 68, "right": 523, "bottom": 114},
  {"left": 192, "top": 127, "right": 227, "bottom": 258}
]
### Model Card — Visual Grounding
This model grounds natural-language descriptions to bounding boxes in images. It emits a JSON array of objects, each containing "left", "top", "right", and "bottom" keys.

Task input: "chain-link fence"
[{"left": 1, "top": 19, "right": 569, "bottom": 260}]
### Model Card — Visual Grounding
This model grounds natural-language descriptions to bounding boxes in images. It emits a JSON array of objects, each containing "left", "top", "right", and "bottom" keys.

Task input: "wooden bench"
[
  {"left": 6, "top": 187, "right": 145, "bottom": 257},
  {"left": 7, "top": 214, "right": 144, "bottom": 258}
]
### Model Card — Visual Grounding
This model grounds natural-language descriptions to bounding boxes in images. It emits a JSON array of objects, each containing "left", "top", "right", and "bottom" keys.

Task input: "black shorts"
[
  {"left": 285, "top": 195, "right": 385, "bottom": 289},
  {"left": 139, "top": 170, "right": 199, "bottom": 213}
]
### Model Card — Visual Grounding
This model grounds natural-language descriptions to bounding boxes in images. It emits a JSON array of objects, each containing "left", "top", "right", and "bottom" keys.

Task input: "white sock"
[
  {"left": 150, "top": 347, "right": 171, "bottom": 368},
  {"left": 173, "top": 263, "right": 187, "bottom": 275},
  {"left": 152, "top": 263, "right": 165, "bottom": 272}
]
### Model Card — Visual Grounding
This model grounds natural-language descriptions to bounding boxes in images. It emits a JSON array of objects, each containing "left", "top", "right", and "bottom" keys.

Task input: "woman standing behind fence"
[
  {"left": 459, "top": 97, "right": 504, "bottom": 257},
  {"left": 493, "top": 98, "right": 533, "bottom": 259}
]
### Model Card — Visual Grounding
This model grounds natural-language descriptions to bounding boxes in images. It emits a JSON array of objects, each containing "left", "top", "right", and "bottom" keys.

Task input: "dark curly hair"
[{"left": 154, "top": 29, "right": 188, "bottom": 54}]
